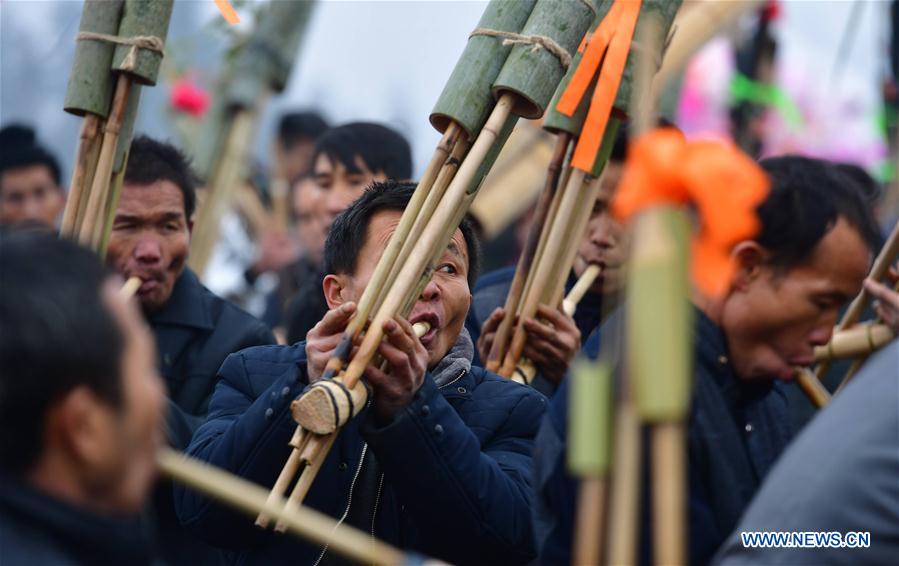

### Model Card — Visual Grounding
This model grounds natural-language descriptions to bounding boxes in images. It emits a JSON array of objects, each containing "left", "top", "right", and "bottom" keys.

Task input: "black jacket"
[
  {"left": 175, "top": 342, "right": 547, "bottom": 565},
  {"left": 534, "top": 307, "right": 794, "bottom": 565},
  {"left": 149, "top": 268, "right": 275, "bottom": 449},
  {"left": 0, "top": 478, "right": 152, "bottom": 565},
  {"left": 148, "top": 268, "right": 275, "bottom": 565}
]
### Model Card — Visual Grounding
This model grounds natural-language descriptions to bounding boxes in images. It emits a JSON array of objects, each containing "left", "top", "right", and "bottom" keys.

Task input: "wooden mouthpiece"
[{"left": 119, "top": 276, "right": 142, "bottom": 300}]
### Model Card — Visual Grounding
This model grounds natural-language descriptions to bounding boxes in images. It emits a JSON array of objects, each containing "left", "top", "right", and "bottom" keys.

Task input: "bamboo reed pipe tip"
[{"left": 119, "top": 276, "right": 142, "bottom": 300}]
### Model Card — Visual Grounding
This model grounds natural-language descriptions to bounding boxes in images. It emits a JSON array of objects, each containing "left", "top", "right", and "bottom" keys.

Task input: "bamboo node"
[
  {"left": 469, "top": 28, "right": 572, "bottom": 69},
  {"left": 291, "top": 378, "right": 370, "bottom": 434},
  {"left": 75, "top": 31, "right": 165, "bottom": 72}
]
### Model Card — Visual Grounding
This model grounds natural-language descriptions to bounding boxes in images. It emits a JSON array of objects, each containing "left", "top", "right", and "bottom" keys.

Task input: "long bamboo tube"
[
  {"left": 340, "top": 94, "right": 515, "bottom": 391},
  {"left": 60, "top": 115, "right": 102, "bottom": 238},
  {"left": 814, "top": 323, "right": 895, "bottom": 362},
  {"left": 607, "top": 399, "right": 641, "bottom": 566},
  {"left": 373, "top": 134, "right": 472, "bottom": 314},
  {"left": 275, "top": 432, "right": 337, "bottom": 533},
  {"left": 320, "top": 124, "right": 463, "bottom": 381},
  {"left": 189, "top": 107, "right": 258, "bottom": 278},
  {"left": 573, "top": 476, "right": 606, "bottom": 565},
  {"left": 510, "top": 265, "right": 601, "bottom": 385},
  {"left": 97, "top": 149, "right": 129, "bottom": 257},
  {"left": 486, "top": 132, "right": 572, "bottom": 372},
  {"left": 119, "top": 276, "right": 142, "bottom": 300},
  {"left": 78, "top": 74, "right": 132, "bottom": 249},
  {"left": 156, "top": 448, "right": 414, "bottom": 566},
  {"left": 499, "top": 168, "right": 589, "bottom": 377},
  {"left": 794, "top": 367, "right": 831, "bottom": 408},
  {"left": 651, "top": 422, "right": 686, "bottom": 565}
]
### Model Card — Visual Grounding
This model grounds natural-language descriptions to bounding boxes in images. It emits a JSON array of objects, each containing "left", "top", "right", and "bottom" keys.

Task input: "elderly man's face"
[
  {"left": 338, "top": 210, "right": 471, "bottom": 367},
  {"left": 0, "top": 164, "right": 64, "bottom": 228},
  {"left": 106, "top": 181, "right": 190, "bottom": 314},
  {"left": 720, "top": 218, "right": 871, "bottom": 381}
]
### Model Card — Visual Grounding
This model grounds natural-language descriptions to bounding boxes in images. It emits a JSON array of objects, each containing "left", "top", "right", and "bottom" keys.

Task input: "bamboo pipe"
[
  {"left": 77, "top": 74, "right": 132, "bottom": 249},
  {"left": 814, "top": 323, "right": 895, "bottom": 362},
  {"left": 340, "top": 94, "right": 515, "bottom": 392},
  {"left": 320, "top": 124, "right": 463, "bottom": 381},
  {"left": 275, "top": 432, "right": 338, "bottom": 533},
  {"left": 189, "top": 107, "right": 258, "bottom": 278},
  {"left": 794, "top": 367, "right": 831, "bottom": 409},
  {"left": 373, "top": 134, "right": 472, "bottom": 314},
  {"left": 815, "top": 220, "right": 899, "bottom": 380},
  {"left": 156, "top": 448, "right": 416, "bottom": 566},
  {"left": 255, "top": 429, "right": 306, "bottom": 528},
  {"left": 510, "top": 265, "right": 601, "bottom": 385},
  {"left": 573, "top": 476, "right": 606, "bottom": 566},
  {"left": 606, "top": 398, "right": 642, "bottom": 566},
  {"left": 119, "top": 276, "right": 142, "bottom": 300},
  {"left": 499, "top": 169, "right": 590, "bottom": 378},
  {"left": 97, "top": 149, "right": 129, "bottom": 258},
  {"left": 651, "top": 422, "right": 686, "bottom": 565},
  {"left": 486, "top": 132, "right": 572, "bottom": 372},
  {"left": 60, "top": 114, "right": 102, "bottom": 238}
]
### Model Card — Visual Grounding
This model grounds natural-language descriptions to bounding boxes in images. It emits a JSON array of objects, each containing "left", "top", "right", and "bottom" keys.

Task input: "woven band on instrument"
[
  {"left": 515, "top": 366, "right": 531, "bottom": 384},
  {"left": 866, "top": 324, "right": 876, "bottom": 352},
  {"left": 75, "top": 31, "right": 165, "bottom": 72},
  {"left": 469, "top": 27, "right": 572, "bottom": 69}
]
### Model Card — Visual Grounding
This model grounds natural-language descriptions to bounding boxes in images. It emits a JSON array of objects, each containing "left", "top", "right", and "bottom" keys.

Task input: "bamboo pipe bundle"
[
  {"left": 834, "top": 279, "right": 899, "bottom": 393},
  {"left": 61, "top": 0, "right": 174, "bottom": 253},
  {"left": 156, "top": 448, "right": 445, "bottom": 566},
  {"left": 511, "top": 264, "right": 602, "bottom": 385},
  {"left": 814, "top": 323, "right": 895, "bottom": 362},
  {"left": 261, "top": 0, "right": 594, "bottom": 527}
]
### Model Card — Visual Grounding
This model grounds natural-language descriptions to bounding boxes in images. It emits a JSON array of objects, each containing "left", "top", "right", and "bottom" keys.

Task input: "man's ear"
[
  {"left": 322, "top": 274, "right": 347, "bottom": 310},
  {"left": 53, "top": 386, "right": 116, "bottom": 469},
  {"left": 730, "top": 241, "right": 767, "bottom": 292}
]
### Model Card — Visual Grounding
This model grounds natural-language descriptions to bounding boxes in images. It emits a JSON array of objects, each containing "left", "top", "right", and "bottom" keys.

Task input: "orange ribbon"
[
  {"left": 612, "top": 129, "right": 771, "bottom": 296},
  {"left": 557, "top": 0, "right": 643, "bottom": 172}
]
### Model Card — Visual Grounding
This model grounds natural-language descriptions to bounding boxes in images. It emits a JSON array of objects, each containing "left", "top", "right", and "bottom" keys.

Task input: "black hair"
[
  {"left": 0, "top": 232, "right": 123, "bottom": 475},
  {"left": 0, "top": 125, "right": 62, "bottom": 187},
  {"left": 312, "top": 122, "right": 412, "bottom": 180},
  {"left": 125, "top": 135, "right": 200, "bottom": 220},
  {"left": 278, "top": 111, "right": 329, "bottom": 149},
  {"left": 834, "top": 162, "right": 882, "bottom": 208},
  {"left": 756, "top": 156, "right": 882, "bottom": 269},
  {"left": 323, "top": 180, "right": 481, "bottom": 288}
]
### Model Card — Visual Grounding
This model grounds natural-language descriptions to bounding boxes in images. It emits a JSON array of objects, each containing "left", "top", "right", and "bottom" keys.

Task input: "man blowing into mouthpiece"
[{"left": 176, "top": 181, "right": 547, "bottom": 565}]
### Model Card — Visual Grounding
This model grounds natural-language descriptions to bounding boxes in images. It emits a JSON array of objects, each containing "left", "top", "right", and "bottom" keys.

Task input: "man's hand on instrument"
[
  {"left": 305, "top": 302, "right": 357, "bottom": 382},
  {"left": 522, "top": 304, "right": 582, "bottom": 384},
  {"left": 865, "top": 266, "right": 899, "bottom": 333},
  {"left": 477, "top": 307, "right": 508, "bottom": 363},
  {"left": 364, "top": 317, "right": 429, "bottom": 424}
]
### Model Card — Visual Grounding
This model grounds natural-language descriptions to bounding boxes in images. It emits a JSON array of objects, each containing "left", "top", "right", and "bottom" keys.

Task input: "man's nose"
[
  {"left": 134, "top": 236, "right": 163, "bottom": 263},
  {"left": 420, "top": 279, "right": 440, "bottom": 301},
  {"left": 590, "top": 216, "right": 616, "bottom": 249},
  {"left": 326, "top": 185, "right": 350, "bottom": 216},
  {"left": 808, "top": 323, "right": 834, "bottom": 347}
]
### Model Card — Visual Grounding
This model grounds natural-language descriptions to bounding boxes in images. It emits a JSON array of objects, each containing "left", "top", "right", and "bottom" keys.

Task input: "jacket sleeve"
[
  {"left": 173, "top": 349, "right": 306, "bottom": 549},
  {"left": 360, "top": 377, "right": 546, "bottom": 564}
]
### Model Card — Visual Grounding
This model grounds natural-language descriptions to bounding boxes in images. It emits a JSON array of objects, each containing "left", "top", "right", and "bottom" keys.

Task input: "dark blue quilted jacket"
[{"left": 174, "top": 342, "right": 547, "bottom": 565}]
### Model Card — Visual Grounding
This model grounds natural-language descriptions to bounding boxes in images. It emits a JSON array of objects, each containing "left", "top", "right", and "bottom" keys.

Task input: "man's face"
[
  {"left": 281, "top": 139, "right": 316, "bottom": 183},
  {"left": 573, "top": 162, "right": 627, "bottom": 294},
  {"left": 106, "top": 181, "right": 190, "bottom": 313},
  {"left": 313, "top": 153, "right": 387, "bottom": 232},
  {"left": 337, "top": 210, "right": 471, "bottom": 367},
  {"left": 720, "top": 218, "right": 872, "bottom": 381},
  {"left": 85, "top": 280, "right": 165, "bottom": 512},
  {"left": 292, "top": 177, "right": 327, "bottom": 264},
  {"left": 0, "top": 165, "right": 64, "bottom": 228}
]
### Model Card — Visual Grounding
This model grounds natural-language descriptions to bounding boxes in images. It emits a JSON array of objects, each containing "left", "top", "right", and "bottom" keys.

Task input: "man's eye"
[
  {"left": 163, "top": 223, "right": 179, "bottom": 232},
  {"left": 347, "top": 176, "right": 366, "bottom": 186},
  {"left": 437, "top": 263, "right": 457, "bottom": 274}
]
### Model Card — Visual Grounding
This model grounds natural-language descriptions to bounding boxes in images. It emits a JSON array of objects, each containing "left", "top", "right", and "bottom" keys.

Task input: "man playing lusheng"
[
  {"left": 176, "top": 181, "right": 546, "bottom": 565},
  {"left": 534, "top": 155, "right": 882, "bottom": 565}
]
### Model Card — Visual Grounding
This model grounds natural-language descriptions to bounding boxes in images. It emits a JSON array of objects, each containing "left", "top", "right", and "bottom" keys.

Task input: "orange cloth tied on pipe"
[
  {"left": 613, "top": 128, "right": 771, "bottom": 297},
  {"left": 556, "top": 0, "right": 643, "bottom": 172}
]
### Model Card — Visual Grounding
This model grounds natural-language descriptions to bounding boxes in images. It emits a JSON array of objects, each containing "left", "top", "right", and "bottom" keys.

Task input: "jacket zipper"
[
  {"left": 439, "top": 368, "right": 467, "bottom": 390},
  {"left": 312, "top": 442, "right": 368, "bottom": 566},
  {"left": 370, "top": 473, "right": 385, "bottom": 543}
]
